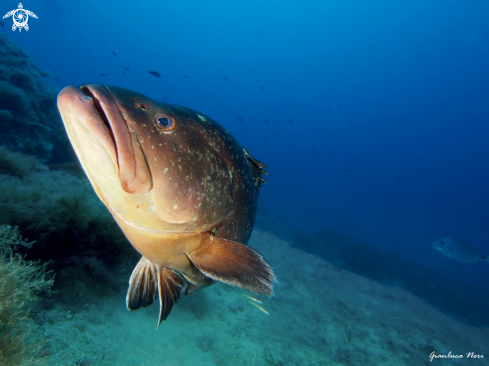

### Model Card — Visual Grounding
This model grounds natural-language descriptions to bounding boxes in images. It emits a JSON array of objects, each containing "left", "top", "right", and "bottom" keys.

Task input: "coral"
[{"left": 0, "top": 225, "right": 53, "bottom": 365}]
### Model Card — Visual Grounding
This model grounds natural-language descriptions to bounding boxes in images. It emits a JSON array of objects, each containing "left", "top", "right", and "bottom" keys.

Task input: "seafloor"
[
  {"left": 0, "top": 30, "right": 487, "bottom": 366},
  {"left": 39, "top": 230, "right": 488, "bottom": 366}
]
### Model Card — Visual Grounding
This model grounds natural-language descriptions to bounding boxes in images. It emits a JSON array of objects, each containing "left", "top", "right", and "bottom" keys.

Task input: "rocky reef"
[
  {"left": 0, "top": 32, "right": 72, "bottom": 164},
  {"left": 0, "top": 33, "right": 139, "bottom": 364},
  {"left": 0, "top": 147, "right": 136, "bottom": 304}
]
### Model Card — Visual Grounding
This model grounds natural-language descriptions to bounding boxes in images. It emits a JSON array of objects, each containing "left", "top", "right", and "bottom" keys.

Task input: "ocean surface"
[{"left": 0, "top": 0, "right": 488, "bottom": 365}]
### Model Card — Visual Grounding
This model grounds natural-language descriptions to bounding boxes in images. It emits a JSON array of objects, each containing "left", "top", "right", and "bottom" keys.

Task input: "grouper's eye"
[{"left": 155, "top": 113, "right": 176, "bottom": 131}]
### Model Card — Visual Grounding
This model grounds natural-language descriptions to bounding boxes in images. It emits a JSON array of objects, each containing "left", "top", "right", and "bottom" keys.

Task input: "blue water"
[{"left": 3, "top": 0, "right": 489, "bottom": 325}]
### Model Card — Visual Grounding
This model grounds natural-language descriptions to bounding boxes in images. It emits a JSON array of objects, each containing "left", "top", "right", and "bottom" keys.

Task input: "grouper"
[{"left": 57, "top": 85, "right": 276, "bottom": 327}]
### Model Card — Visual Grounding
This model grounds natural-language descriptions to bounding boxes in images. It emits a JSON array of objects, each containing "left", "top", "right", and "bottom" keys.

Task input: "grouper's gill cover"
[
  {"left": 57, "top": 84, "right": 275, "bottom": 328},
  {"left": 104, "top": 85, "right": 236, "bottom": 229}
]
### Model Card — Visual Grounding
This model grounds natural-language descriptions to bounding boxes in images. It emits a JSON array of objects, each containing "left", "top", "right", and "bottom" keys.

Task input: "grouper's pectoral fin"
[
  {"left": 185, "top": 235, "right": 276, "bottom": 296},
  {"left": 126, "top": 257, "right": 185, "bottom": 329}
]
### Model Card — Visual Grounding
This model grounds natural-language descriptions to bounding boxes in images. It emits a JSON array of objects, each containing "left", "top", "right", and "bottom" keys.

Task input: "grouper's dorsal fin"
[
  {"left": 243, "top": 148, "right": 268, "bottom": 193},
  {"left": 126, "top": 257, "right": 185, "bottom": 329}
]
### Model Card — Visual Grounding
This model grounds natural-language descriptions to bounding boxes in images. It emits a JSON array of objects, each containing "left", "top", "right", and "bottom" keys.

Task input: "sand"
[{"left": 40, "top": 230, "right": 489, "bottom": 365}]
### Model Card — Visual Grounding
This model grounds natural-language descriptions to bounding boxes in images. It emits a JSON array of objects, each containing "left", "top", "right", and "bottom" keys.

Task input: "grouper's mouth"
[
  {"left": 79, "top": 85, "right": 116, "bottom": 147},
  {"left": 58, "top": 84, "right": 152, "bottom": 194},
  {"left": 59, "top": 84, "right": 221, "bottom": 230}
]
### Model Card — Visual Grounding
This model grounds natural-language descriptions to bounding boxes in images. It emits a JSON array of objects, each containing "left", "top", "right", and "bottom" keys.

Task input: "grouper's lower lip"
[{"left": 76, "top": 84, "right": 152, "bottom": 194}]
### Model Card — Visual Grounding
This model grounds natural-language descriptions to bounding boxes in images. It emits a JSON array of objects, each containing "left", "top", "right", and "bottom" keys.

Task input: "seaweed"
[
  {"left": 0, "top": 147, "right": 108, "bottom": 236},
  {"left": 0, "top": 225, "right": 53, "bottom": 365},
  {"left": 0, "top": 147, "right": 137, "bottom": 309}
]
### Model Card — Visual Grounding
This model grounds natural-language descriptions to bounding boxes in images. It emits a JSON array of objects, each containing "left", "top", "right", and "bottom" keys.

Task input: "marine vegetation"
[
  {"left": 0, "top": 225, "right": 53, "bottom": 365},
  {"left": 0, "top": 146, "right": 105, "bottom": 235},
  {"left": 0, "top": 146, "right": 139, "bottom": 306}
]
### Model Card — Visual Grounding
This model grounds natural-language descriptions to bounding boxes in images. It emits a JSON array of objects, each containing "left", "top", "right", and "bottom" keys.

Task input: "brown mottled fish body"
[{"left": 57, "top": 85, "right": 274, "bottom": 327}]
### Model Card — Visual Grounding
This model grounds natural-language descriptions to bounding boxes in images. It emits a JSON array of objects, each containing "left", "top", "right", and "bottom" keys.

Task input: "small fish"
[
  {"left": 57, "top": 84, "right": 275, "bottom": 328},
  {"left": 112, "top": 51, "right": 116, "bottom": 56},
  {"left": 242, "top": 293, "right": 262, "bottom": 304},
  {"left": 184, "top": 75, "right": 188, "bottom": 79},
  {"left": 223, "top": 76, "right": 228, "bottom": 81},
  {"left": 288, "top": 119, "right": 294, "bottom": 122},
  {"left": 248, "top": 301, "right": 269, "bottom": 315},
  {"left": 100, "top": 73, "right": 107, "bottom": 77},
  {"left": 237, "top": 117, "right": 243, "bottom": 122},
  {"left": 310, "top": 150, "right": 317, "bottom": 154},
  {"left": 432, "top": 238, "right": 489, "bottom": 263},
  {"left": 148, "top": 70, "right": 161, "bottom": 77},
  {"left": 0, "top": 21, "right": 4, "bottom": 27},
  {"left": 344, "top": 169, "right": 350, "bottom": 172},
  {"left": 264, "top": 120, "right": 269, "bottom": 123},
  {"left": 259, "top": 86, "right": 264, "bottom": 90}
]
